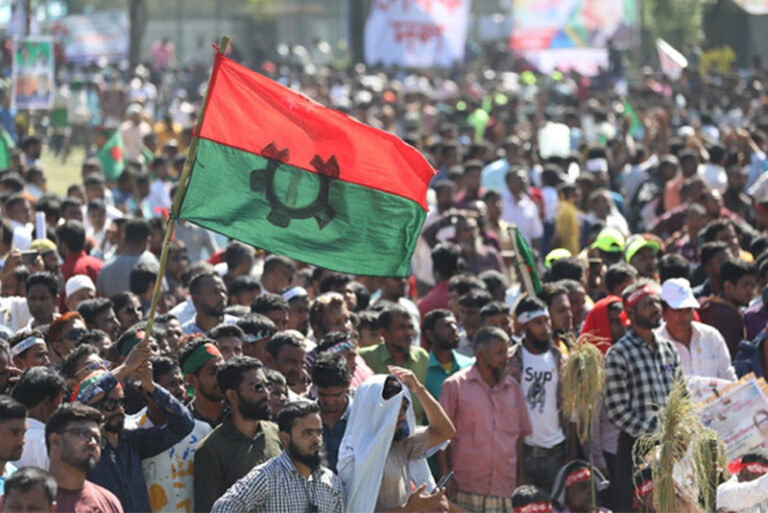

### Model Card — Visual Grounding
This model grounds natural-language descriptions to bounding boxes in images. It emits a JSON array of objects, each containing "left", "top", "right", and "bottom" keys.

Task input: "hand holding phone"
[{"left": 434, "top": 471, "right": 453, "bottom": 492}]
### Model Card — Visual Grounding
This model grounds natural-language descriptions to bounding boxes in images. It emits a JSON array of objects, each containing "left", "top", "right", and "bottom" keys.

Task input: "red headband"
[
  {"left": 513, "top": 502, "right": 552, "bottom": 513},
  {"left": 728, "top": 458, "right": 768, "bottom": 475},
  {"left": 624, "top": 284, "right": 659, "bottom": 310},
  {"left": 634, "top": 479, "right": 654, "bottom": 500},
  {"left": 566, "top": 468, "right": 591, "bottom": 487}
]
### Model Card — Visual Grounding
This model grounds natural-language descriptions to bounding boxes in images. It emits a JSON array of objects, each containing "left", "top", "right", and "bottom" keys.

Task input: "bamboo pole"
[{"left": 144, "top": 35, "right": 229, "bottom": 336}]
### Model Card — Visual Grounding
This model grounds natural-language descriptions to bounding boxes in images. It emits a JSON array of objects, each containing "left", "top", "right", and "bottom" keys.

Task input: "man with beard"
[
  {"left": 605, "top": 280, "right": 681, "bottom": 511},
  {"left": 194, "top": 356, "right": 282, "bottom": 512},
  {"left": 46, "top": 403, "right": 122, "bottom": 513},
  {"left": 423, "top": 309, "right": 474, "bottom": 401},
  {"left": 0, "top": 397, "right": 25, "bottom": 494},
  {"left": 542, "top": 283, "right": 574, "bottom": 352},
  {"left": 81, "top": 358, "right": 195, "bottom": 513},
  {"left": 438, "top": 327, "right": 532, "bottom": 512},
  {"left": 178, "top": 338, "right": 225, "bottom": 428},
  {"left": 507, "top": 296, "right": 572, "bottom": 493},
  {"left": 183, "top": 272, "right": 238, "bottom": 336},
  {"left": 338, "top": 367, "right": 454, "bottom": 512},
  {"left": 265, "top": 330, "right": 307, "bottom": 396},
  {"left": 212, "top": 401, "right": 344, "bottom": 513}
]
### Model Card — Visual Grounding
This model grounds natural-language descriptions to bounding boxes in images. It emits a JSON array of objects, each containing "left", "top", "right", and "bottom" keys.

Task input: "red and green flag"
[
  {"left": 98, "top": 130, "right": 125, "bottom": 180},
  {"left": 178, "top": 55, "right": 434, "bottom": 276},
  {"left": 512, "top": 227, "right": 542, "bottom": 296}
]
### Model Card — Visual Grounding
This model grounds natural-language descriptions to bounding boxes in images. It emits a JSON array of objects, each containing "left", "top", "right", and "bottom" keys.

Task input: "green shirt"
[
  {"left": 425, "top": 350, "right": 475, "bottom": 400},
  {"left": 359, "top": 342, "right": 430, "bottom": 422},
  {"left": 194, "top": 416, "right": 282, "bottom": 512}
]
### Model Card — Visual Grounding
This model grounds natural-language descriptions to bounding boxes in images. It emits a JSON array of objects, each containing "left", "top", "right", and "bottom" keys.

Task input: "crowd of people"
[{"left": 0, "top": 34, "right": 767, "bottom": 513}]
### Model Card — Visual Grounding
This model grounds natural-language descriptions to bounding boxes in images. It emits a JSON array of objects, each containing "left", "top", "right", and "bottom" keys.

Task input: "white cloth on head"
[{"left": 337, "top": 374, "right": 436, "bottom": 513}]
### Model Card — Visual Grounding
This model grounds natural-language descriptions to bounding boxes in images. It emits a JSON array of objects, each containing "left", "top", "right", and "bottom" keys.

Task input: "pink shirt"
[
  {"left": 350, "top": 354, "right": 374, "bottom": 389},
  {"left": 440, "top": 366, "right": 532, "bottom": 498}
]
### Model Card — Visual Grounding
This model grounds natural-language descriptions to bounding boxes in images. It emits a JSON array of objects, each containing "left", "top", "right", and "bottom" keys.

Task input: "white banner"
[
  {"left": 364, "top": 0, "right": 470, "bottom": 68},
  {"left": 656, "top": 38, "right": 688, "bottom": 80}
]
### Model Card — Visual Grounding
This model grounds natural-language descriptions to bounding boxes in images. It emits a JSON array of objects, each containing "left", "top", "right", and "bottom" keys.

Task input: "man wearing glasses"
[
  {"left": 212, "top": 400, "right": 344, "bottom": 513},
  {"left": 194, "top": 356, "right": 282, "bottom": 512},
  {"left": 45, "top": 403, "right": 122, "bottom": 513}
]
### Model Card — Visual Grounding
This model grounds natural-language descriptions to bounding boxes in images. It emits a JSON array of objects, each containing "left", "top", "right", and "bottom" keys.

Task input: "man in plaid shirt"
[{"left": 604, "top": 279, "right": 682, "bottom": 512}]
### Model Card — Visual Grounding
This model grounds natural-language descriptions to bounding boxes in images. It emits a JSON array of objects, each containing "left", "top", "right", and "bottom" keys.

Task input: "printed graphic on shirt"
[{"left": 523, "top": 365, "right": 554, "bottom": 413}]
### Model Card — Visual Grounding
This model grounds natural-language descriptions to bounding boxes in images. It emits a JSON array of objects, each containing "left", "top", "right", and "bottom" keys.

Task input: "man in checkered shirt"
[
  {"left": 211, "top": 400, "right": 344, "bottom": 513},
  {"left": 603, "top": 279, "right": 682, "bottom": 512}
]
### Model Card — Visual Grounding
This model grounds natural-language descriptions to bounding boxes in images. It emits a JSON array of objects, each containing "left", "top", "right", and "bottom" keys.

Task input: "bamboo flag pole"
[{"left": 144, "top": 35, "right": 229, "bottom": 336}]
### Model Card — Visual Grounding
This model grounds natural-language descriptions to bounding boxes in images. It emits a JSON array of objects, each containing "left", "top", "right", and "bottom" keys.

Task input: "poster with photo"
[{"left": 11, "top": 36, "right": 55, "bottom": 110}]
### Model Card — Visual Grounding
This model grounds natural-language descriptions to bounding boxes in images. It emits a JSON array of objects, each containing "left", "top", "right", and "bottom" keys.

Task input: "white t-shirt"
[{"left": 520, "top": 347, "right": 565, "bottom": 449}]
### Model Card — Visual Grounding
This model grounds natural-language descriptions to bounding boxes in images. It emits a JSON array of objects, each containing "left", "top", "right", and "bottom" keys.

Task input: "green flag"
[
  {"left": 98, "top": 130, "right": 125, "bottom": 180},
  {"left": 514, "top": 227, "right": 542, "bottom": 296},
  {"left": 0, "top": 128, "right": 14, "bottom": 169},
  {"left": 623, "top": 98, "right": 644, "bottom": 139}
]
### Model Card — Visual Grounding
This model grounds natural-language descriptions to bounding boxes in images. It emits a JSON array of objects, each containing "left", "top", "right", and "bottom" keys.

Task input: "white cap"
[
  {"left": 65, "top": 274, "right": 96, "bottom": 299},
  {"left": 660, "top": 278, "right": 699, "bottom": 309}
]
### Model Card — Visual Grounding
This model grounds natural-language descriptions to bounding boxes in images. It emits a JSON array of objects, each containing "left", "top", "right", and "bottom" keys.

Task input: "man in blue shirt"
[
  {"left": 423, "top": 309, "right": 475, "bottom": 401},
  {"left": 312, "top": 353, "right": 352, "bottom": 473}
]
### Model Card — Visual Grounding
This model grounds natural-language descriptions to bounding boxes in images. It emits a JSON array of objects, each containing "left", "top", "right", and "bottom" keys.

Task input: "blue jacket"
[
  {"left": 733, "top": 328, "right": 767, "bottom": 379},
  {"left": 86, "top": 376, "right": 194, "bottom": 513}
]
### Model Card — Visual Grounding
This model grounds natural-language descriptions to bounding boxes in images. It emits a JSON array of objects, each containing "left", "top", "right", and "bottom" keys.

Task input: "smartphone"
[
  {"left": 19, "top": 250, "right": 38, "bottom": 266},
  {"left": 435, "top": 471, "right": 454, "bottom": 492}
]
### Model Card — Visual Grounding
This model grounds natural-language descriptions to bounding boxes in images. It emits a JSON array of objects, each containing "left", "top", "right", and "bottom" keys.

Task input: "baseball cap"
[
  {"left": 660, "top": 278, "right": 699, "bottom": 309},
  {"left": 545, "top": 248, "right": 572, "bottom": 268},
  {"left": 591, "top": 227, "right": 626, "bottom": 253},
  {"left": 29, "top": 238, "right": 56, "bottom": 254},
  {"left": 625, "top": 237, "right": 661, "bottom": 263},
  {"left": 65, "top": 275, "right": 96, "bottom": 299}
]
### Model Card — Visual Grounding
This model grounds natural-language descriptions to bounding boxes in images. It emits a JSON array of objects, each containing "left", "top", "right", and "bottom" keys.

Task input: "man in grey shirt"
[{"left": 97, "top": 219, "right": 159, "bottom": 297}]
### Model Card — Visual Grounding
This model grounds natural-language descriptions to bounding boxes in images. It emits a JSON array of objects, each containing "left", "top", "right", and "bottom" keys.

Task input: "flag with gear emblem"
[{"left": 178, "top": 54, "right": 433, "bottom": 276}]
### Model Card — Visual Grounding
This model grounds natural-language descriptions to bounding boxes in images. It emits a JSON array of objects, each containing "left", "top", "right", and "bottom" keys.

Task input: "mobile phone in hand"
[{"left": 434, "top": 471, "right": 453, "bottom": 492}]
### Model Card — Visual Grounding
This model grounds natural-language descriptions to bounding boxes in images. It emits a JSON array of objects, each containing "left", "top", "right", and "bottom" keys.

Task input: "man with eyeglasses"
[
  {"left": 194, "top": 356, "right": 282, "bottom": 512},
  {"left": 12, "top": 367, "right": 66, "bottom": 470},
  {"left": 212, "top": 400, "right": 344, "bottom": 513},
  {"left": 48, "top": 312, "right": 89, "bottom": 367},
  {"left": 46, "top": 403, "right": 122, "bottom": 513},
  {"left": 74, "top": 342, "right": 194, "bottom": 513}
]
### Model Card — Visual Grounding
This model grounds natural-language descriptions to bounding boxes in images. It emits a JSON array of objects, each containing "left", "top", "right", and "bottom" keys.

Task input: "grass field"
[{"left": 40, "top": 146, "right": 87, "bottom": 196}]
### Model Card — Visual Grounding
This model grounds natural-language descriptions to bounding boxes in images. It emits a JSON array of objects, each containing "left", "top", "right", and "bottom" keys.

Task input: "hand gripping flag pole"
[{"left": 144, "top": 36, "right": 229, "bottom": 337}]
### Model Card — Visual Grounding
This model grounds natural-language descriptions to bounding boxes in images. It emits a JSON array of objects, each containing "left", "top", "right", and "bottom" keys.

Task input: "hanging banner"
[
  {"left": 657, "top": 38, "right": 688, "bottom": 79},
  {"left": 11, "top": 37, "right": 55, "bottom": 111},
  {"left": 52, "top": 9, "right": 129, "bottom": 64},
  {"left": 364, "top": 0, "right": 471, "bottom": 68}
]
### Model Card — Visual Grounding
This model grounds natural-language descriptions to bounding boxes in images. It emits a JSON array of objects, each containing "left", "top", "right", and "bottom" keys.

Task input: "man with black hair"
[
  {"left": 693, "top": 241, "right": 730, "bottom": 298},
  {"left": 559, "top": 279, "right": 588, "bottom": 330},
  {"left": 250, "top": 293, "right": 289, "bottom": 331},
  {"left": 478, "top": 269, "right": 509, "bottom": 303},
  {"left": 183, "top": 271, "right": 237, "bottom": 336},
  {"left": 128, "top": 262, "right": 157, "bottom": 316},
  {"left": 212, "top": 400, "right": 344, "bottom": 513},
  {"left": 5, "top": 194, "right": 32, "bottom": 250},
  {"left": 605, "top": 280, "right": 681, "bottom": 511},
  {"left": 24, "top": 272, "right": 58, "bottom": 329},
  {"left": 222, "top": 241, "right": 254, "bottom": 289},
  {"left": 13, "top": 367, "right": 66, "bottom": 470},
  {"left": 456, "top": 289, "right": 492, "bottom": 356},
  {"left": 110, "top": 291, "right": 143, "bottom": 336},
  {"left": 283, "top": 286, "right": 310, "bottom": 334},
  {"left": 423, "top": 309, "right": 474, "bottom": 401},
  {"left": 658, "top": 253, "right": 691, "bottom": 283},
  {"left": 77, "top": 298, "right": 120, "bottom": 340},
  {"left": 700, "top": 258, "right": 757, "bottom": 357},
  {"left": 0, "top": 396, "right": 25, "bottom": 494},
  {"left": 508, "top": 296, "right": 571, "bottom": 493},
  {"left": 318, "top": 273, "right": 357, "bottom": 311},
  {"left": 541, "top": 284, "right": 574, "bottom": 351},
  {"left": 309, "top": 292, "right": 352, "bottom": 340},
  {"left": 373, "top": 276, "right": 422, "bottom": 345},
  {"left": 717, "top": 451, "right": 768, "bottom": 511},
  {"left": 59, "top": 344, "right": 104, "bottom": 393},
  {"left": 360, "top": 303, "right": 429, "bottom": 421},
  {"left": 45, "top": 403, "right": 122, "bottom": 513},
  {"left": 1, "top": 466, "right": 58, "bottom": 513},
  {"left": 480, "top": 301, "right": 513, "bottom": 336},
  {"left": 210, "top": 323, "right": 244, "bottom": 361},
  {"left": 265, "top": 330, "right": 307, "bottom": 394},
  {"left": 265, "top": 369, "right": 288, "bottom": 420},
  {"left": 260, "top": 255, "right": 295, "bottom": 294},
  {"left": 97, "top": 218, "right": 158, "bottom": 297},
  {"left": 511, "top": 484, "right": 552, "bottom": 512},
  {"left": 194, "top": 356, "right": 282, "bottom": 512},
  {"left": 548, "top": 257, "right": 585, "bottom": 283},
  {"left": 56, "top": 220, "right": 103, "bottom": 283},
  {"left": 228, "top": 275, "right": 261, "bottom": 307},
  {"left": 236, "top": 313, "right": 276, "bottom": 362},
  {"left": 604, "top": 262, "right": 637, "bottom": 296},
  {"left": 439, "top": 326, "right": 531, "bottom": 510},
  {"left": 177, "top": 337, "right": 225, "bottom": 428},
  {"left": 8, "top": 330, "right": 50, "bottom": 370},
  {"left": 312, "top": 353, "right": 352, "bottom": 473},
  {"left": 418, "top": 242, "right": 461, "bottom": 320}
]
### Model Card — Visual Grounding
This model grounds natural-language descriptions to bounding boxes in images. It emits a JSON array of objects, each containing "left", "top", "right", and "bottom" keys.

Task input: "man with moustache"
[
  {"left": 182, "top": 272, "right": 238, "bottom": 336},
  {"left": 423, "top": 309, "right": 475, "bottom": 401},
  {"left": 79, "top": 359, "right": 194, "bottom": 513},
  {"left": 0, "top": 397, "right": 25, "bottom": 495},
  {"left": 194, "top": 356, "right": 282, "bottom": 512},
  {"left": 439, "top": 327, "right": 532, "bottom": 512},
  {"left": 211, "top": 401, "right": 344, "bottom": 513},
  {"left": 507, "top": 296, "right": 572, "bottom": 493},
  {"left": 178, "top": 338, "right": 225, "bottom": 428},
  {"left": 45, "top": 403, "right": 122, "bottom": 513},
  {"left": 604, "top": 280, "right": 682, "bottom": 511}
]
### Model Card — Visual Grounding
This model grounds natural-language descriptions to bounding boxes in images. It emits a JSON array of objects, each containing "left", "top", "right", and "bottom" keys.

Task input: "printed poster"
[{"left": 11, "top": 37, "right": 54, "bottom": 110}]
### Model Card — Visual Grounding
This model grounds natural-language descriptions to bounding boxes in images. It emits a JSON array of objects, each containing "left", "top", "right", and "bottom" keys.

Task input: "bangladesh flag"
[
  {"left": 513, "top": 227, "right": 542, "bottom": 296},
  {"left": 178, "top": 55, "right": 434, "bottom": 276},
  {"left": 623, "top": 98, "right": 644, "bottom": 140},
  {"left": 0, "top": 128, "right": 15, "bottom": 169},
  {"left": 98, "top": 130, "right": 125, "bottom": 180}
]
